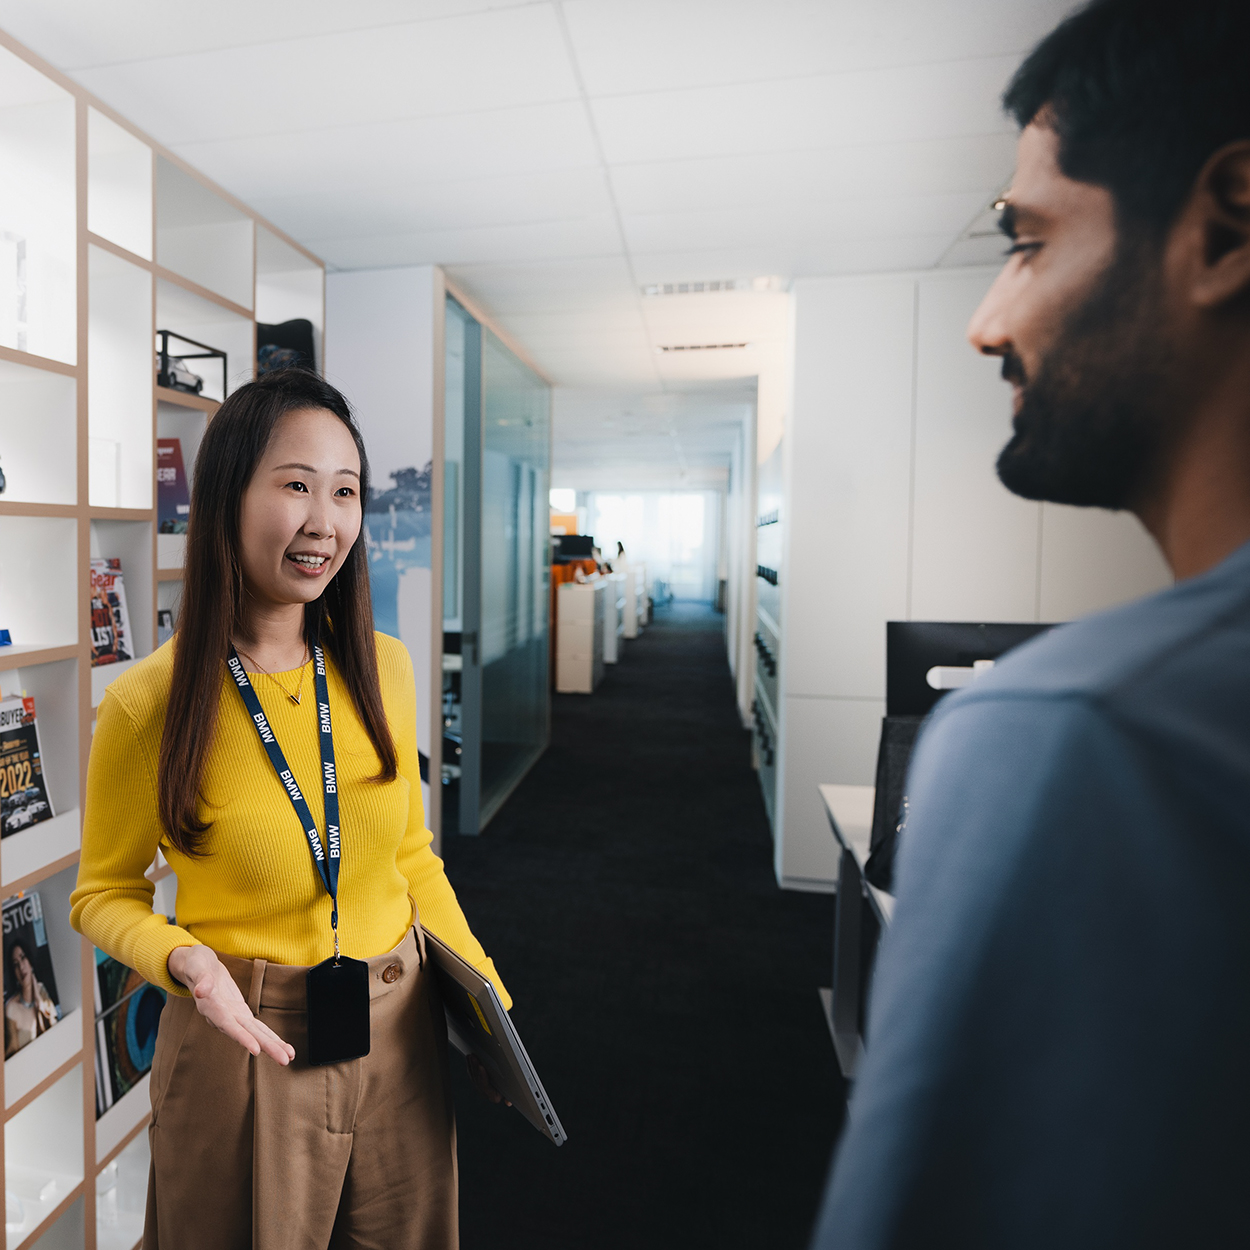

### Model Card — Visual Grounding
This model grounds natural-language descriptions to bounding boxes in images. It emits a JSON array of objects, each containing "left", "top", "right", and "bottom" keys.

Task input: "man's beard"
[{"left": 995, "top": 239, "right": 1178, "bottom": 510}]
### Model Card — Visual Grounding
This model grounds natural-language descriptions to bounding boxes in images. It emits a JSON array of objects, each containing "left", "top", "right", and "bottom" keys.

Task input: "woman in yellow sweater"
[{"left": 71, "top": 369, "right": 506, "bottom": 1250}]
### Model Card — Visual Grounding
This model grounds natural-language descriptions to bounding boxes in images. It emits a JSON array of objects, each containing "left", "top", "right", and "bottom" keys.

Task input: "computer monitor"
[
  {"left": 553, "top": 534, "right": 595, "bottom": 558},
  {"left": 885, "top": 621, "right": 1055, "bottom": 717}
]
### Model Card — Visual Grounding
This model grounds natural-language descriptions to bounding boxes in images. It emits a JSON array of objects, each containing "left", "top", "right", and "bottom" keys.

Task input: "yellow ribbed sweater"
[{"left": 71, "top": 633, "right": 509, "bottom": 1008}]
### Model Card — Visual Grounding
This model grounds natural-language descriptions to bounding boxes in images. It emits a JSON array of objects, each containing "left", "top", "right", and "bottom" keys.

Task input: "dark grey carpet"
[{"left": 443, "top": 600, "right": 845, "bottom": 1250}]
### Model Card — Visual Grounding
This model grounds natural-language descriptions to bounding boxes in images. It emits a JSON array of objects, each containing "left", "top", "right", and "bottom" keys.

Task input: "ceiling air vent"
[
  {"left": 641, "top": 275, "right": 783, "bottom": 297},
  {"left": 656, "top": 343, "right": 749, "bottom": 353}
]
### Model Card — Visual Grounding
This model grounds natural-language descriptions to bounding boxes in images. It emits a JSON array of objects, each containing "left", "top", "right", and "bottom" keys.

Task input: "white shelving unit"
[{"left": 0, "top": 25, "right": 325, "bottom": 1249}]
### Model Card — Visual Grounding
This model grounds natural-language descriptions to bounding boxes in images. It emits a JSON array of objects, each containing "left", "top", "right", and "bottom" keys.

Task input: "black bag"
[{"left": 864, "top": 715, "right": 923, "bottom": 891}]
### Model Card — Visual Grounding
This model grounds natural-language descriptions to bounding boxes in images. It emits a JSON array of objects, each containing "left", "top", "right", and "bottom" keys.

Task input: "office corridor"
[{"left": 443, "top": 601, "right": 845, "bottom": 1250}]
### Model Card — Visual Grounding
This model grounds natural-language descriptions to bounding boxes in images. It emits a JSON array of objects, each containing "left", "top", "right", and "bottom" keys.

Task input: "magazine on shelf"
[
  {"left": 156, "top": 438, "right": 190, "bottom": 535},
  {"left": 94, "top": 944, "right": 169, "bottom": 1117},
  {"left": 0, "top": 696, "right": 54, "bottom": 839},
  {"left": 157, "top": 609, "right": 174, "bottom": 647},
  {"left": 2, "top": 892, "right": 62, "bottom": 1060},
  {"left": 89, "top": 557, "right": 133, "bottom": 667}
]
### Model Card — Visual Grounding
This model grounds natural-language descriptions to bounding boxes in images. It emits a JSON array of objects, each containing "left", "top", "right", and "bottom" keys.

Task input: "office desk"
[{"left": 819, "top": 784, "right": 894, "bottom": 1079}]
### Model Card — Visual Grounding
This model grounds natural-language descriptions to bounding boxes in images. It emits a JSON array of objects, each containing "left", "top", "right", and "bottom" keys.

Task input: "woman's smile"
[{"left": 286, "top": 550, "right": 331, "bottom": 575}]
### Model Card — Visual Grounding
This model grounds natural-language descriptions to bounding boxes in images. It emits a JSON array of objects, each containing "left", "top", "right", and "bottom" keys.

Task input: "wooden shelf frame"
[
  {"left": 154, "top": 386, "right": 219, "bottom": 415},
  {"left": 0, "top": 22, "right": 326, "bottom": 1249}
]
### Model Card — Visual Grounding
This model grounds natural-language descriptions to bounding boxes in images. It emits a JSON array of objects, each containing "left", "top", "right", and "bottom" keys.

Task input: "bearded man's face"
[{"left": 969, "top": 123, "right": 1182, "bottom": 512}]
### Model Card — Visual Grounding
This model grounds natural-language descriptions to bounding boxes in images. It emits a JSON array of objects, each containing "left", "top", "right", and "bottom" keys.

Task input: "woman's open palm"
[{"left": 168, "top": 946, "right": 295, "bottom": 1065}]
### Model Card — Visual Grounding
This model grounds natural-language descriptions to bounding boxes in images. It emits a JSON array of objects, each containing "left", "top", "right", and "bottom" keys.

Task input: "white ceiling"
[
  {"left": 552, "top": 385, "right": 754, "bottom": 490},
  {"left": 0, "top": 0, "right": 1072, "bottom": 477}
]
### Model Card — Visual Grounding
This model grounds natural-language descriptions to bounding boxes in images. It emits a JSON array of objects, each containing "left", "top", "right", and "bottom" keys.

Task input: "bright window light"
[
  {"left": 549, "top": 488, "right": 576, "bottom": 512},
  {"left": 588, "top": 491, "right": 720, "bottom": 602}
]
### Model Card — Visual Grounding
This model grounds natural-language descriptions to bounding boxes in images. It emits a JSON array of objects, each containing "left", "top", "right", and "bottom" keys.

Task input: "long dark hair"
[{"left": 158, "top": 369, "right": 397, "bottom": 855}]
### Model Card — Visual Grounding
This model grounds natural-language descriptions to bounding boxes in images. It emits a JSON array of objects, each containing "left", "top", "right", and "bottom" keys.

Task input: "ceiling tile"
[
  {"left": 609, "top": 133, "right": 1017, "bottom": 216},
  {"left": 621, "top": 191, "right": 988, "bottom": 255},
  {"left": 246, "top": 168, "right": 615, "bottom": 241},
  {"left": 170, "top": 101, "right": 601, "bottom": 203},
  {"left": 641, "top": 290, "right": 790, "bottom": 347},
  {"left": 70, "top": 6, "right": 577, "bottom": 146},
  {"left": 444, "top": 257, "right": 639, "bottom": 314},
  {"left": 630, "top": 233, "right": 954, "bottom": 284},
  {"left": 564, "top": 0, "right": 1075, "bottom": 96},
  {"left": 591, "top": 57, "right": 1018, "bottom": 166},
  {"left": 0, "top": 0, "right": 537, "bottom": 66},
  {"left": 307, "top": 213, "right": 622, "bottom": 270},
  {"left": 494, "top": 310, "right": 649, "bottom": 341}
]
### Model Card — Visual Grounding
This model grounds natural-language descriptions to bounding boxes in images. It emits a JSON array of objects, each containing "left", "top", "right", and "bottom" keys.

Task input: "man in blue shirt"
[{"left": 812, "top": 1, "right": 1250, "bottom": 1246}]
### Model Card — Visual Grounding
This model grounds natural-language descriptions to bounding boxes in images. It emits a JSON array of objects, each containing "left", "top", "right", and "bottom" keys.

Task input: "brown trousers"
[{"left": 143, "top": 928, "right": 458, "bottom": 1250}]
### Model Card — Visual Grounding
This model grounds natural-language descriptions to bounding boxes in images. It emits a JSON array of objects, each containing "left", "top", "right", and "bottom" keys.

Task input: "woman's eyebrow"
[{"left": 272, "top": 462, "right": 359, "bottom": 478}]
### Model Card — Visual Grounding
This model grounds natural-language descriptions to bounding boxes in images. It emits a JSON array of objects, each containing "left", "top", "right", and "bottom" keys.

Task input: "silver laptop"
[{"left": 422, "top": 929, "right": 567, "bottom": 1146}]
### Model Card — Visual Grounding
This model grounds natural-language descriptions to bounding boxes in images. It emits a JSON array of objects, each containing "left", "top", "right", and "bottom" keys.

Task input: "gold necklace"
[{"left": 234, "top": 643, "right": 309, "bottom": 705}]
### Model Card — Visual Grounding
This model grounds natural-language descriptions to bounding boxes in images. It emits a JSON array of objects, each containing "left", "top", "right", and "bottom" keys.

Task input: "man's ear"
[{"left": 1182, "top": 141, "right": 1250, "bottom": 309}]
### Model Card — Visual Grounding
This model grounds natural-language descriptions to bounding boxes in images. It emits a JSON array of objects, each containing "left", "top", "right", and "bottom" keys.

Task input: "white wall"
[
  {"left": 325, "top": 265, "right": 442, "bottom": 830},
  {"left": 775, "top": 267, "right": 1172, "bottom": 889}
]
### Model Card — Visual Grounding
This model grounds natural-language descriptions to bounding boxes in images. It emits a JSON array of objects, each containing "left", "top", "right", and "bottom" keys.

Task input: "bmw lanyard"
[{"left": 227, "top": 643, "right": 343, "bottom": 955}]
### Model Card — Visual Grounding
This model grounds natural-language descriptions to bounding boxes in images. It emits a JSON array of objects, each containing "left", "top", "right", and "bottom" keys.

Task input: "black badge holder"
[
  {"left": 228, "top": 643, "right": 371, "bottom": 1066},
  {"left": 306, "top": 952, "right": 370, "bottom": 1066}
]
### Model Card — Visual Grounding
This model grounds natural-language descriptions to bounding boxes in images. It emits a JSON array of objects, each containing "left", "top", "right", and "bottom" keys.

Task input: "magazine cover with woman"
[{"left": 2, "top": 891, "right": 61, "bottom": 1058}]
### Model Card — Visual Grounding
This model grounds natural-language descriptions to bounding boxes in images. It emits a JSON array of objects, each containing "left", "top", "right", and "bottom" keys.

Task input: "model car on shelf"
[
  {"left": 155, "top": 329, "right": 228, "bottom": 398},
  {"left": 164, "top": 357, "right": 203, "bottom": 394}
]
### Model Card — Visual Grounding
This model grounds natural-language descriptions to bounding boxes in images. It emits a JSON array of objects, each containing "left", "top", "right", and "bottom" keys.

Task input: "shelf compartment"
[
  {"left": 0, "top": 516, "right": 77, "bottom": 650},
  {"left": 88, "top": 247, "right": 153, "bottom": 510},
  {"left": 2, "top": 807, "right": 80, "bottom": 890},
  {"left": 95, "top": 1129, "right": 147, "bottom": 1250},
  {"left": 0, "top": 357, "right": 76, "bottom": 506},
  {"left": 5, "top": 1008, "right": 83, "bottom": 1112},
  {"left": 255, "top": 226, "right": 323, "bottom": 372},
  {"left": 0, "top": 44, "right": 76, "bottom": 366},
  {"left": 0, "top": 656, "right": 82, "bottom": 821},
  {"left": 95, "top": 1074, "right": 150, "bottom": 1165},
  {"left": 154, "top": 384, "right": 217, "bottom": 415},
  {"left": 87, "top": 109, "right": 152, "bottom": 263},
  {"left": 156, "top": 279, "right": 252, "bottom": 403},
  {"left": 156, "top": 579, "right": 181, "bottom": 649},
  {"left": 90, "top": 520, "right": 153, "bottom": 679},
  {"left": 155, "top": 398, "right": 208, "bottom": 573},
  {"left": 23, "top": 1193, "right": 84, "bottom": 1250},
  {"left": 5, "top": 1065, "right": 85, "bottom": 1248},
  {"left": 9, "top": 860, "right": 85, "bottom": 1019},
  {"left": 155, "top": 157, "right": 253, "bottom": 312}
]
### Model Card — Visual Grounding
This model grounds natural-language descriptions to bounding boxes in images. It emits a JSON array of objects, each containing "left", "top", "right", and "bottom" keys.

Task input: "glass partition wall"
[{"left": 443, "top": 297, "right": 551, "bottom": 834}]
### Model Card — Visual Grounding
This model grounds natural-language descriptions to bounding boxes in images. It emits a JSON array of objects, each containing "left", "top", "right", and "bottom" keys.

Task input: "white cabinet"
[
  {"left": 556, "top": 580, "right": 606, "bottom": 694},
  {"left": 619, "top": 563, "right": 648, "bottom": 639},
  {"left": 602, "top": 573, "right": 626, "bottom": 664}
]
